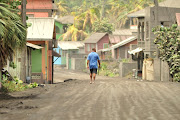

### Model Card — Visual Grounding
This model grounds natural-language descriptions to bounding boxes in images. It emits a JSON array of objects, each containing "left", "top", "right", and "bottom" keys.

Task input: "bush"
[
  {"left": 1, "top": 76, "right": 39, "bottom": 92},
  {"left": 153, "top": 24, "right": 180, "bottom": 81}
]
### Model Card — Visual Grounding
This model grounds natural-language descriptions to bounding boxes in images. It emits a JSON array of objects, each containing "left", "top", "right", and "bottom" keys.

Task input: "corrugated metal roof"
[
  {"left": 26, "top": 42, "right": 43, "bottom": 49},
  {"left": 112, "top": 29, "right": 137, "bottom": 35},
  {"left": 18, "top": 0, "right": 53, "bottom": 10},
  {"left": 112, "top": 36, "right": 137, "bottom": 49},
  {"left": 128, "top": 48, "right": 143, "bottom": 55},
  {"left": 55, "top": 16, "right": 74, "bottom": 24},
  {"left": 27, "top": 17, "right": 54, "bottom": 40},
  {"left": 176, "top": 13, "right": 180, "bottom": 26},
  {"left": 58, "top": 41, "right": 84, "bottom": 50},
  {"left": 84, "top": 33, "right": 107, "bottom": 43},
  {"left": 127, "top": 9, "right": 146, "bottom": 18},
  {"left": 109, "top": 35, "right": 133, "bottom": 44}
]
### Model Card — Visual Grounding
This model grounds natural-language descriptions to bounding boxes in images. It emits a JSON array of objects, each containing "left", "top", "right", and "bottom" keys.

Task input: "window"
[
  {"left": 87, "top": 44, "right": 90, "bottom": 51},
  {"left": 103, "top": 43, "right": 109, "bottom": 49},
  {"left": 91, "top": 44, "right": 95, "bottom": 49}
]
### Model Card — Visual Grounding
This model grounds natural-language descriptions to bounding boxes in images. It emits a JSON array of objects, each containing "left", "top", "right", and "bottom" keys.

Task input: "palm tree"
[
  {"left": 76, "top": 8, "right": 100, "bottom": 32},
  {"left": 56, "top": 0, "right": 69, "bottom": 16},
  {"left": 0, "top": 3, "right": 26, "bottom": 84},
  {"left": 60, "top": 25, "right": 88, "bottom": 41}
]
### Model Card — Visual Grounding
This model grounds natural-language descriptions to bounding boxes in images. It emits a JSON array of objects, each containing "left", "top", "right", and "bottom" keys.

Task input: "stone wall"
[
  {"left": 119, "top": 62, "right": 138, "bottom": 78},
  {"left": 71, "top": 58, "right": 86, "bottom": 71}
]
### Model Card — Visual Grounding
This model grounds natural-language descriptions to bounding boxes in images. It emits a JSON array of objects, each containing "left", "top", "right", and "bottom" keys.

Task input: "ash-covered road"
[{"left": 0, "top": 69, "right": 180, "bottom": 120}]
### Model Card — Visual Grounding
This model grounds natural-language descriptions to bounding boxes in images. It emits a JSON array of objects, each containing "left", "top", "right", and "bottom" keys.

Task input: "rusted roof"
[
  {"left": 18, "top": 0, "right": 53, "bottom": 10},
  {"left": 109, "top": 35, "right": 133, "bottom": 44},
  {"left": 112, "top": 36, "right": 137, "bottom": 49},
  {"left": 109, "top": 29, "right": 137, "bottom": 44},
  {"left": 55, "top": 16, "right": 74, "bottom": 24},
  {"left": 84, "top": 33, "right": 108, "bottom": 43},
  {"left": 176, "top": 13, "right": 180, "bottom": 26}
]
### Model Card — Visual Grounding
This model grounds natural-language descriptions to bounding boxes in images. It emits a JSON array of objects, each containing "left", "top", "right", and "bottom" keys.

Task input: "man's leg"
[
  {"left": 92, "top": 73, "right": 96, "bottom": 83},
  {"left": 90, "top": 73, "right": 92, "bottom": 84}
]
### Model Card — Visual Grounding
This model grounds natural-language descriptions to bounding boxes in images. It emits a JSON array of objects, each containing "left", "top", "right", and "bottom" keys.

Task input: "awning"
[
  {"left": 26, "top": 42, "right": 43, "bottom": 49},
  {"left": 98, "top": 48, "right": 112, "bottom": 52},
  {"left": 128, "top": 48, "right": 143, "bottom": 55},
  {"left": 53, "top": 50, "right": 61, "bottom": 57}
]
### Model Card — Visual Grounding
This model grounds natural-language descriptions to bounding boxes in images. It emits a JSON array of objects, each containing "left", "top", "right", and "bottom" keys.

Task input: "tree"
[
  {"left": 0, "top": 3, "right": 26, "bottom": 86},
  {"left": 56, "top": 0, "right": 69, "bottom": 16},
  {"left": 153, "top": 24, "right": 180, "bottom": 81},
  {"left": 93, "top": 18, "right": 114, "bottom": 34},
  {"left": 60, "top": 25, "right": 88, "bottom": 41}
]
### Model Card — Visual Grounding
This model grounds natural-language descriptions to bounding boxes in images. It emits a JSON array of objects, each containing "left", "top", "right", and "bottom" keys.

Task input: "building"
[
  {"left": 55, "top": 16, "right": 74, "bottom": 40},
  {"left": 21, "top": 0, "right": 58, "bottom": 17},
  {"left": 127, "top": 0, "right": 180, "bottom": 58},
  {"left": 109, "top": 29, "right": 137, "bottom": 45},
  {"left": 112, "top": 36, "right": 137, "bottom": 60},
  {"left": 27, "top": 17, "right": 58, "bottom": 84},
  {"left": 54, "top": 41, "right": 84, "bottom": 67},
  {"left": 84, "top": 33, "right": 110, "bottom": 54}
]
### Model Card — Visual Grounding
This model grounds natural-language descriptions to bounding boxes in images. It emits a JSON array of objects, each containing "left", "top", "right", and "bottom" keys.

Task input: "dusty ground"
[{"left": 0, "top": 68, "right": 180, "bottom": 120}]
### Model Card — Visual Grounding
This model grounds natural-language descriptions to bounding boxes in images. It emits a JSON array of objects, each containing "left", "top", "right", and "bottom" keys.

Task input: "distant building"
[
  {"left": 55, "top": 16, "right": 74, "bottom": 40},
  {"left": 54, "top": 41, "right": 84, "bottom": 66},
  {"left": 27, "top": 17, "right": 58, "bottom": 84},
  {"left": 84, "top": 33, "right": 110, "bottom": 54}
]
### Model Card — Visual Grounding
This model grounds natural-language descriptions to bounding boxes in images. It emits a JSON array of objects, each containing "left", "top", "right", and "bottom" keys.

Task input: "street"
[{"left": 0, "top": 68, "right": 180, "bottom": 120}]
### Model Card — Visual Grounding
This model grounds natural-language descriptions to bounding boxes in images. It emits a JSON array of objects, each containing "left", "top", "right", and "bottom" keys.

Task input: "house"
[
  {"left": 19, "top": 0, "right": 58, "bottom": 17},
  {"left": 27, "top": 17, "right": 59, "bottom": 84},
  {"left": 127, "top": 0, "right": 180, "bottom": 58},
  {"left": 84, "top": 33, "right": 110, "bottom": 54},
  {"left": 109, "top": 29, "right": 137, "bottom": 45},
  {"left": 54, "top": 41, "right": 84, "bottom": 67},
  {"left": 55, "top": 16, "right": 74, "bottom": 40},
  {"left": 127, "top": 0, "right": 180, "bottom": 81},
  {"left": 112, "top": 36, "right": 137, "bottom": 60}
]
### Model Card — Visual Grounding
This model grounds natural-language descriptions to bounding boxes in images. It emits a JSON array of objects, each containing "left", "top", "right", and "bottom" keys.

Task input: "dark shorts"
[{"left": 90, "top": 68, "right": 97, "bottom": 74}]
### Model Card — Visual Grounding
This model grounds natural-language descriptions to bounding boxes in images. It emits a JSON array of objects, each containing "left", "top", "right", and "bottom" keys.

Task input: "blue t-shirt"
[{"left": 87, "top": 52, "right": 100, "bottom": 69}]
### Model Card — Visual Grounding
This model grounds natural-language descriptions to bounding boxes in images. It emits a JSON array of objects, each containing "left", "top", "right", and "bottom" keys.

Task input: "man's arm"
[
  {"left": 98, "top": 60, "right": 101, "bottom": 68},
  {"left": 87, "top": 60, "right": 89, "bottom": 69}
]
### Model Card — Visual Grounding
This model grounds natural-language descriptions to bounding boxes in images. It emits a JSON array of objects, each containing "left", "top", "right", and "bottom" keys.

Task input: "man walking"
[{"left": 87, "top": 48, "right": 101, "bottom": 84}]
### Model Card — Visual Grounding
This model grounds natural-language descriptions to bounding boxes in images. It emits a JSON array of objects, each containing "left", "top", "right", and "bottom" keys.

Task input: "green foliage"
[
  {"left": 99, "top": 62, "right": 119, "bottom": 77},
  {"left": 93, "top": 18, "right": 114, "bottom": 34},
  {"left": 153, "top": 24, "right": 180, "bottom": 81},
  {"left": 9, "top": 62, "right": 17, "bottom": 69},
  {"left": 0, "top": 3, "right": 27, "bottom": 68},
  {"left": 1, "top": 76, "right": 39, "bottom": 92}
]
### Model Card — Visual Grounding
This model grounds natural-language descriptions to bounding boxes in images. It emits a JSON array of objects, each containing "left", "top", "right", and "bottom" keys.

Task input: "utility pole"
[
  {"left": 154, "top": 0, "right": 159, "bottom": 58},
  {"left": 20, "top": 0, "right": 27, "bottom": 82}
]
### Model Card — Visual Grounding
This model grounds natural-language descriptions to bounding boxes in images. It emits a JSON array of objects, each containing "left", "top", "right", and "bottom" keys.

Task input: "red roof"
[
  {"left": 19, "top": 0, "right": 52, "bottom": 9},
  {"left": 109, "top": 35, "right": 133, "bottom": 44},
  {"left": 176, "top": 13, "right": 180, "bottom": 26}
]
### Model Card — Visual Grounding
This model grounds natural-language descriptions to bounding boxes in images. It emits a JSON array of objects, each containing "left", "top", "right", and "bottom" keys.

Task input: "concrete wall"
[
  {"left": 143, "top": 6, "right": 180, "bottom": 58},
  {"left": 154, "top": 59, "right": 171, "bottom": 82},
  {"left": 119, "top": 62, "right": 138, "bottom": 78},
  {"left": 71, "top": 58, "right": 86, "bottom": 71}
]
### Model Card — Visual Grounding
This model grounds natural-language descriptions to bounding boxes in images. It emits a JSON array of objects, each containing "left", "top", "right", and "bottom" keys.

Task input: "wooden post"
[{"left": 20, "top": 0, "right": 27, "bottom": 82}]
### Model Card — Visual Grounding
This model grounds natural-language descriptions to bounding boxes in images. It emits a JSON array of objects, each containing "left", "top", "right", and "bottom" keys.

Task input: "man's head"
[{"left": 92, "top": 48, "right": 96, "bottom": 52}]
